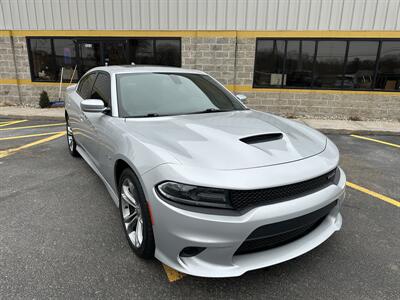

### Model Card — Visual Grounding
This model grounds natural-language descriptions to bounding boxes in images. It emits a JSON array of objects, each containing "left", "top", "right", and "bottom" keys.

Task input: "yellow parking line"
[
  {"left": 0, "top": 120, "right": 27, "bottom": 127},
  {"left": 0, "top": 132, "right": 66, "bottom": 159},
  {"left": 0, "top": 122, "right": 65, "bottom": 131},
  {"left": 350, "top": 134, "right": 400, "bottom": 148},
  {"left": 346, "top": 181, "right": 400, "bottom": 207},
  {"left": 162, "top": 264, "right": 185, "bottom": 282},
  {"left": 0, "top": 131, "right": 65, "bottom": 141}
]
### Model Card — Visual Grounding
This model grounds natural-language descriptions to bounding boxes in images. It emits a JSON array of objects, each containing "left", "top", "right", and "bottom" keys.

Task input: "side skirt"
[{"left": 76, "top": 145, "right": 119, "bottom": 207}]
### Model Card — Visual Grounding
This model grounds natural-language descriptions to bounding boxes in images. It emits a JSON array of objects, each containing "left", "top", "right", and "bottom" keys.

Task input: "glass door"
[
  {"left": 77, "top": 39, "right": 128, "bottom": 76},
  {"left": 103, "top": 40, "right": 128, "bottom": 66},
  {"left": 78, "top": 41, "right": 101, "bottom": 76}
]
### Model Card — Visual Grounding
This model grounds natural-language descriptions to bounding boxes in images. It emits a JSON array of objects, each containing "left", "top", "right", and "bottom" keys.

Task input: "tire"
[
  {"left": 66, "top": 114, "right": 79, "bottom": 157},
  {"left": 119, "top": 168, "right": 155, "bottom": 259}
]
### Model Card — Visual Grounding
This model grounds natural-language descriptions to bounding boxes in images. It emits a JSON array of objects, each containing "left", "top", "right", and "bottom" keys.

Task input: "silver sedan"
[{"left": 64, "top": 66, "right": 346, "bottom": 278}]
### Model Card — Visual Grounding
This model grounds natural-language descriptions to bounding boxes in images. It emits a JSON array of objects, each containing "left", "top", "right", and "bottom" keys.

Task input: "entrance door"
[
  {"left": 77, "top": 40, "right": 128, "bottom": 76},
  {"left": 103, "top": 40, "right": 128, "bottom": 65},
  {"left": 78, "top": 41, "right": 101, "bottom": 75}
]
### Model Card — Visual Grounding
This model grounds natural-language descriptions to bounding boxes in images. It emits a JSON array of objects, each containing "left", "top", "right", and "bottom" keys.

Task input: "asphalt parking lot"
[{"left": 0, "top": 117, "right": 399, "bottom": 299}]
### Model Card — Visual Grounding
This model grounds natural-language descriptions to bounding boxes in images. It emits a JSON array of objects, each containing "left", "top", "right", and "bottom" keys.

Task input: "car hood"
[{"left": 124, "top": 110, "right": 327, "bottom": 170}]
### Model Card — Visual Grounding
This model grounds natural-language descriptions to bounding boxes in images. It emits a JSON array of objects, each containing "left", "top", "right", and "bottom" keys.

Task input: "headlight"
[{"left": 156, "top": 181, "right": 232, "bottom": 209}]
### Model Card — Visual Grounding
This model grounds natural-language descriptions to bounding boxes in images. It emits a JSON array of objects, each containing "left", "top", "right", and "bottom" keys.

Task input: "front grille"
[
  {"left": 229, "top": 168, "right": 338, "bottom": 211},
  {"left": 234, "top": 200, "right": 337, "bottom": 255}
]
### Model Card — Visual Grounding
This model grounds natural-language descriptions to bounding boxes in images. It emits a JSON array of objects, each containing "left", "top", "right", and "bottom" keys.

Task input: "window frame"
[{"left": 253, "top": 38, "right": 400, "bottom": 92}]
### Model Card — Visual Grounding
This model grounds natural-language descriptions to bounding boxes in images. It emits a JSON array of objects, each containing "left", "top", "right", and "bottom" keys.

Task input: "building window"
[
  {"left": 28, "top": 38, "right": 56, "bottom": 81},
  {"left": 254, "top": 40, "right": 285, "bottom": 87},
  {"left": 254, "top": 38, "right": 400, "bottom": 92},
  {"left": 27, "top": 37, "right": 181, "bottom": 82},
  {"left": 375, "top": 41, "right": 400, "bottom": 90},
  {"left": 129, "top": 39, "right": 154, "bottom": 65},
  {"left": 128, "top": 38, "right": 181, "bottom": 67},
  {"left": 155, "top": 39, "right": 181, "bottom": 67},
  {"left": 345, "top": 41, "right": 379, "bottom": 89},
  {"left": 53, "top": 39, "right": 78, "bottom": 82},
  {"left": 313, "top": 41, "right": 347, "bottom": 89},
  {"left": 284, "top": 40, "right": 315, "bottom": 88}
]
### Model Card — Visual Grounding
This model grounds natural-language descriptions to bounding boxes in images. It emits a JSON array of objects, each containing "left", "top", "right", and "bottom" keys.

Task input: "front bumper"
[{"left": 144, "top": 166, "right": 346, "bottom": 278}]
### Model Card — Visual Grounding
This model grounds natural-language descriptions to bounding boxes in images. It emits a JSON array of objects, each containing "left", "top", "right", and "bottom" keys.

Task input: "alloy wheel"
[
  {"left": 67, "top": 123, "right": 74, "bottom": 152},
  {"left": 121, "top": 178, "right": 144, "bottom": 248}
]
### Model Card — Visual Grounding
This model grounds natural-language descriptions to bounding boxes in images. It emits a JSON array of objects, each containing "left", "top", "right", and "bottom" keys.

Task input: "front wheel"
[
  {"left": 119, "top": 168, "right": 155, "bottom": 259},
  {"left": 66, "top": 115, "right": 79, "bottom": 157}
]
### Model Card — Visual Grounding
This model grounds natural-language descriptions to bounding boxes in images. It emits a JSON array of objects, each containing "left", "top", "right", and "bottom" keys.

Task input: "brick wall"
[
  {"left": 19, "top": 85, "right": 63, "bottom": 106},
  {"left": 182, "top": 37, "right": 236, "bottom": 86}
]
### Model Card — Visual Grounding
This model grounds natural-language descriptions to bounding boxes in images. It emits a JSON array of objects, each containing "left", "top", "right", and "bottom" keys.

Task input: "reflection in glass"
[
  {"left": 313, "top": 41, "right": 347, "bottom": 89},
  {"left": 344, "top": 41, "right": 378, "bottom": 89},
  {"left": 284, "top": 40, "right": 315, "bottom": 87},
  {"left": 155, "top": 39, "right": 181, "bottom": 66},
  {"left": 375, "top": 41, "right": 400, "bottom": 90},
  {"left": 29, "top": 38, "right": 56, "bottom": 81},
  {"left": 103, "top": 41, "right": 128, "bottom": 66},
  {"left": 254, "top": 40, "right": 285, "bottom": 87},
  {"left": 53, "top": 39, "right": 78, "bottom": 82},
  {"left": 78, "top": 42, "right": 101, "bottom": 75}
]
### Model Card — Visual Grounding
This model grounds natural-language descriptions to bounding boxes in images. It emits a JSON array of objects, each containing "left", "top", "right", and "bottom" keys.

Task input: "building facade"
[{"left": 1, "top": 0, "right": 400, "bottom": 120}]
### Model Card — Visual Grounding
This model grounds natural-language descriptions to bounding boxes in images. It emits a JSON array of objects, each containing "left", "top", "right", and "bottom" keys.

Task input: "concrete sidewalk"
[
  {"left": 0, "top": 106, "right": 399, "bottom": 134},
  {"left": 0, "top": 106, "right": 65, "bottom": 120}
]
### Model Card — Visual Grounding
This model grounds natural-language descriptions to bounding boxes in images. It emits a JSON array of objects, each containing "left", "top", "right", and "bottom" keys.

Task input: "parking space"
[{"left": 0, "top": 117, "right": 399, "bottom": 299}]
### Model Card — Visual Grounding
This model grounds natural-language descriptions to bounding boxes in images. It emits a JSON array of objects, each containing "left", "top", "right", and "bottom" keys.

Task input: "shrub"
[
  {"left": 348, "top": 115, "right": 361, "bottom": 121},
  {"left": 39, "top": 91, "right": 50, "bottom": 108}
]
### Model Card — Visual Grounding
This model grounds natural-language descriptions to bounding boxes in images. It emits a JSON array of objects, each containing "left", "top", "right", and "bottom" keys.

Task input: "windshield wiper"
[
  {"left": 189, "top": 108, "right": 231, "bottom": 115},
  {"left": 128, "top": 113, "right": 161, "bottom": 118}
]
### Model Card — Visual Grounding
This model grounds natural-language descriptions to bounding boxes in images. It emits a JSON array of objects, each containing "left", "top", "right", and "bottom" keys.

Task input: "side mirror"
[
  {"left": 80, "top": 99, "right": 106, "bottom": 113},
  {"left": 236, "top": 94, "right": 247, "bottom": 104}
]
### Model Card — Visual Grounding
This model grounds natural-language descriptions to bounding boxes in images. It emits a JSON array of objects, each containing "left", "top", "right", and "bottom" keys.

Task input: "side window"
[
  {"left": 91, "top": 73, "right": 111, "bottom": 107},
  {"left": 77, "top": 73, "right": 97, "bottom": 99}
]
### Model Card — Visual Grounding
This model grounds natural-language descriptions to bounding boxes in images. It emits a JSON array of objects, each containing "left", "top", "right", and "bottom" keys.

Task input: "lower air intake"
[{"left": 234, "top": 200, "right": 337, "bottom": 255}]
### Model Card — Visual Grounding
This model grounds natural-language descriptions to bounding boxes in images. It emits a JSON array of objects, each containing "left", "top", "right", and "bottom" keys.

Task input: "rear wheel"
[
  {"left": 66, "top": 114, "right": 79, "bottom": 157},
  {"left": 119, "top": 168, "right": 155, "bottom": 259}
]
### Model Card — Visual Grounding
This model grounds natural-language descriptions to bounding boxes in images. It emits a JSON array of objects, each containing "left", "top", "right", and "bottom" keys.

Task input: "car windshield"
[{"left": 116, "top": 72, "right": 246, "bottom": 117}]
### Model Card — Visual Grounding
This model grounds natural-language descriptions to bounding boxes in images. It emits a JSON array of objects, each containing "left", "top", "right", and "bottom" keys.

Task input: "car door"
[
  {"left": 84, "top": 72, "right": 115, "bottom": 173},
  {"left": 75, "top": 72, "right": 97, "bottom": 152}
]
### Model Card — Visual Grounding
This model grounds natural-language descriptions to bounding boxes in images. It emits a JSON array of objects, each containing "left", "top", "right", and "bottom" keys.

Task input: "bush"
[
  {"left": 348, "top": 115, "right": 361, "bottom": 121},
  {"left": 39, "top": 91, "right": 50, "bottom": 108}
]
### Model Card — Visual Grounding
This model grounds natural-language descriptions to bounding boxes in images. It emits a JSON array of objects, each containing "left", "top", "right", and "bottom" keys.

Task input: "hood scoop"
[{"left": 240, "top": 133, "right": 283, "bottom": 145}]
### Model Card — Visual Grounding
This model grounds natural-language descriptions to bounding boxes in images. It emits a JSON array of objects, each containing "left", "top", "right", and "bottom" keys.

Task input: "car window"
[
  {"left": 77, "top": 73, "right": 97, "bottom": 99},
  {"left": 91, "top": 73, "right": 111, "bottom": 107}
]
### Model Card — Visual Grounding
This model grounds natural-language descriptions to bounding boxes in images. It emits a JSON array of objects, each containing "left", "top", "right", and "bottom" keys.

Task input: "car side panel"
[{"left": 65, "top": 86, "right": 84, "bottom": 146}]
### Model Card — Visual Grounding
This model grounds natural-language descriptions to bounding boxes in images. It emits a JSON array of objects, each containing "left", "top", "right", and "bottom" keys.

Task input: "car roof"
[{"left": 88, "top": 65, "right": 207, "bottom": 76}]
